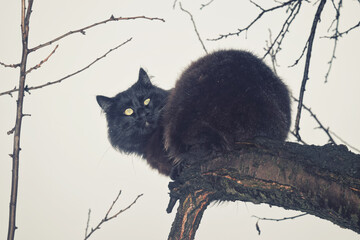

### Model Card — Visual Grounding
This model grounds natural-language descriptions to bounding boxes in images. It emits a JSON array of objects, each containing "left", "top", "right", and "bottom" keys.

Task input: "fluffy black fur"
[{"left": 97, "top": 50, "right": 291, "bottom": 178}]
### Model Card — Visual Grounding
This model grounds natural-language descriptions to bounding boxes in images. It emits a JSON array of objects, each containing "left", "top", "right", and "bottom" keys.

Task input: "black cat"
[{"left": 96, "top": 50, "right": 291, "bottom": 179}]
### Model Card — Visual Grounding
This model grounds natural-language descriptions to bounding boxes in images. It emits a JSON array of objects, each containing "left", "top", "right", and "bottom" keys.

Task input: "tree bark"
[{"left": 167, "top": 139, "right": 360, "bottom": 240}]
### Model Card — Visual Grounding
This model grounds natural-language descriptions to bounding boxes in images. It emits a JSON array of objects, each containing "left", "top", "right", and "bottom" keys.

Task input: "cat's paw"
[{"left": 170, "top": 163, "right": 183, "bottom": 180}]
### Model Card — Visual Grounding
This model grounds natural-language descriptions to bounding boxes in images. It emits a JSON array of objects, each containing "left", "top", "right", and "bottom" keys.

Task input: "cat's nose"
[{"left": 137, "top": 108, "right": 146, "bottom": 118}]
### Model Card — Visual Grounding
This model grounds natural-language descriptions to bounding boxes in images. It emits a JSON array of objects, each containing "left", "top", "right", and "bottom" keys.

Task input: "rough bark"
[{"left": 167, "top": 139, "right": 360, "bottom": 240}]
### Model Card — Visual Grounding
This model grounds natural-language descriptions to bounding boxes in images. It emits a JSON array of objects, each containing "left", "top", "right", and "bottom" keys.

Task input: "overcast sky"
[{"left": 1, "top": 0, "right": 359, "bottom": 239}]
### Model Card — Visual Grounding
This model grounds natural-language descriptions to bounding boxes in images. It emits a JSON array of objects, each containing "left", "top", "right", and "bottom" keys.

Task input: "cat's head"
[{"left": 96, "top": 68, "right": 169, "bottom": 155}]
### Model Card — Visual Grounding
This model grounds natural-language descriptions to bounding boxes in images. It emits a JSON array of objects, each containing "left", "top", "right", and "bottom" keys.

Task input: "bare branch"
[
  {"left": 263, "top": 0, "right": 302, "bottom": 59},
  {"left": 290, "top": 130, "right": 308, "bottom": 144},
  {"left": 84, "top": 191, "right": 143, "bottom": 240},
  {"left": 292, "top": 96, "right": 336, "bottom": 144},
  {"left": 324, "top": 21, "right": 360, "bottom": 39},
  {"left": 329, "top": 130, "right": 360, "bottom": 154},
  {"left": 293, "top": 0, "right": 326, "bottom": 141},
  {"left": 200, "top": 0, "right": 215, "bottom": 10},
  {"left": 8, "top": 0, "right": 34, "bottom": 239},
  {"left": 253, "top": 213, "right": 308, "bottom": 235},
  {"left": 84, "top": 209, "right": 91, "bottom": 238},
  {"left": 29, "top": 15, "right": 164, "bottom": 52},
  {"left": 324, "top": 0, "right": 342, "bottom": 83},
  {"left": 0, "top": 38, "right": 132, "bottom": 97},
  {"left": 26, "top": 45, "right": 59, "bottom": 74},
  {"left": 0, "top": 61, "right": 20, "bottom": 68},
  {"left": 179, "top": 3, "right": 208, "bottom": 54},
  {"left": 173, "top": 0, "right": 178, "bottom": 9},
  {"left": 208, "top": 0, "right": 298, "bottom": 41}
]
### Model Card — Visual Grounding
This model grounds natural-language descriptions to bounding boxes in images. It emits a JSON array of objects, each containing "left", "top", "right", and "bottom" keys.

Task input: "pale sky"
[{"left": 1, "top": 0, "right": 359, "bottom": 239}]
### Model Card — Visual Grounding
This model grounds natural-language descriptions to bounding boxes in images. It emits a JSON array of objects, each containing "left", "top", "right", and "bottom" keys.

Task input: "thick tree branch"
[
  {"left": 167, "top": 139, "right": 360, "bottom": 240},
  {"left": 29, "top": 15, "right": 164, "bottom": 52}
]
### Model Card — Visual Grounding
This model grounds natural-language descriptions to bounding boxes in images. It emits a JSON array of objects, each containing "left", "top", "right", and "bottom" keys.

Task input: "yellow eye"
[
  {"left": 124, "top": 108, "right": 133, "bottom": 116},
  {"left": 144, "top": 98, "right": 150, "bottom": 106}
]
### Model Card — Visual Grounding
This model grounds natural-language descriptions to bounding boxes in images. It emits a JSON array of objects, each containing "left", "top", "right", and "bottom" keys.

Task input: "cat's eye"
[
  {"left": 124, "top": 108, "right": 134, "bottom": 116},
  {"left": 144, "top": 98, "right": 151, "bottom": 106}
]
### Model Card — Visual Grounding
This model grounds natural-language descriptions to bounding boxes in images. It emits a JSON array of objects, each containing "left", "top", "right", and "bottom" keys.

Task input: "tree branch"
[
  {"left": 324, "top": 0, "right": 342, "bottom": 83},
  {"left": 262, "top": 0, "right": 302, "bottom": 59},
  {"left": 208, "top": 0, "right": 299, "bottom": 41},
  {"left": 252, "top": 213, "right": 308, "bottom": 235},
  {"left": 29, "top": 15, "right": 164, "bottom": 52},
  {"left": 200, "top": 0, "right": 216, "bottom": 10},
  {"left": 0, "top": 61, "right": 21, "bottom": 68},
  {"left": 26, "top": 44, "right": 59, "bottom": 74},
  {"left": 167, "top": 139, "right": 360, "bottom": 239},
  {"left": 7, "top": 1, "right": 34, "bottom": 239},
  {"left": 179, "top": 3, "right": 208, "bottom": 54},
  {"left": 84, "top": 191, "right": 143, "bottom": 240},
  {"left": 293, "top": 0, "right": 326, "bottom": 141},
  {"left": 292, "top": 96, "right": 336, "bottom": 144},
  {"left": 0, "top": 38, "right": 132, "bottom": 97}
]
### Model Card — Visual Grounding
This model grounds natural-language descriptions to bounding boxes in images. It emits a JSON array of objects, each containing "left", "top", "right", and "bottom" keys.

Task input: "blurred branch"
[
  {"left": 293, "top": 0, "right": 326, "bottom": 142},
  {"left": 26, "top": 44, "right": 59, "bottom": 74},
  {"left": 179, "top": 3, "right": 208, "bottom": 54},
  {"left": 208, "top": 0, "right": 298, "bottom": 41},
  {"left": 0, "top": 38, "right": 132, "bottom": 97},
  {"left": 200, "top": 0, "right": 215, "bottom": 10},
  {"left": 84, "top": 191, "right": 143, "bottom": 240},
  {"left": 29, "top": 15, "right": 164, "bottom": 52}
]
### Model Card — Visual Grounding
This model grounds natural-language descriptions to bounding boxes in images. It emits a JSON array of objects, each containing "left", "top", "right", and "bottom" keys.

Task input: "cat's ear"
[
  {"left": 96, "top": 95, "right": 113, "bottom": 112},
  {"left": 138, "top": 68, "right": 152, "bottom": 86}
]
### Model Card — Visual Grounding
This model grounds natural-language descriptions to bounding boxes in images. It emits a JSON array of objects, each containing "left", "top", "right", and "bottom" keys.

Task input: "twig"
[
  {"left": 0, "top": 38, "right": 132, "bottom": 97},
  {"left": 173, "top": 0, "right": 178, "bottom": 9},
  {"left": 208, "top": 0, "right": 298, "bottom": 41},
  {"left": 84, "top": 209, "right": 91, "bottom": 238},
  {"left": 84, "top": 191, "right": 143, "bottom": 240},
  {"left": 324, "top": 21, "right": 360, "bottom": 39},
  {"left": 329, "top": 130, "right": 360, "bottom": 154},
  {"left": 263, "top": 0, "right": 302, "bottom": 59},
  {"left": 253, "top": 213, "right": 308, "bottom": 235},
  {"left": 200, "top": 0, "right": 215, "bottom": 10},
  {"left": 0, "top": 61, "right": 21, "bottom": 68},
  {"left": 292, "top": 96, "right": 336, "bottom": 144},
  {"left": 29, "top": 15, "right": 164, "bottom": 52},
  {"left": 324, "top": 0, "right": 342, "bottom": 83},
  {"left": 265, "top": 30, "right": 279, "bottom": 76},
  {"left": 179, "top": 3, "right": 208, "bottom": 54},
  {"left": 26, "top": 45, "right": 59, "bottom": 74},
  {"left": 293, "top": 0, "right": 326, "bottom": 141},
  {"left": 290, "top": 131, "right": 307, "bottom": 144}
]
